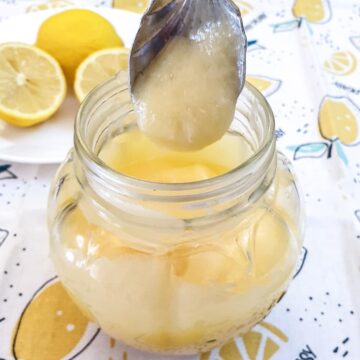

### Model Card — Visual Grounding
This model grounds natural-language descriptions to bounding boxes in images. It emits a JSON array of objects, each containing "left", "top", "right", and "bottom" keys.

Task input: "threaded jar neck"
[{"left": 73, "top": 75, "right": 276, "bottom": 232}]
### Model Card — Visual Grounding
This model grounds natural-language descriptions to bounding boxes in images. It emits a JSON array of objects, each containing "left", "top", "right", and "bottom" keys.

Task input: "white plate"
[{"left": 0, "top": 7, "right": 141, "bottom": 164}]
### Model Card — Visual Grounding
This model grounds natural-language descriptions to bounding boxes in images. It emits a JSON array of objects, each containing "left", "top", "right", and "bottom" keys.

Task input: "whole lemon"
[{"left": 36, "top": 9, "right": 124, "bottom": 84}]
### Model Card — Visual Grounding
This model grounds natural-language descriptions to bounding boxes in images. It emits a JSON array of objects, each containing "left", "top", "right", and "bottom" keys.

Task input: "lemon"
[
  {"left": 323, "top": 51, "right": 357, "bottom": 76},
  {"left": 74, "top": 47, "right": 129, "bottom": 102},
  {"left": 0, "top": 42, "right": 66, "bottom": 127},
  {"left": 246, "top": 75, "right": 282, "bottom": 97},
  {"left": 112, "top": 0, "right": 149, "bottom": 13},
  {"left": 292, "top": 0, "right": 331, "bottom": 23},
  {"left": 319, "top": 96, "right": 359, "bottom": 145},
  {"left": 36, "top": 9, "right": 124, "bottom": 84}
]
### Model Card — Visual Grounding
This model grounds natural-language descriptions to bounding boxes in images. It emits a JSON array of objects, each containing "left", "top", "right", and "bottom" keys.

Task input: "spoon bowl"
[{"left": 129, "top": 0, "right": 247, "bottom": 97}]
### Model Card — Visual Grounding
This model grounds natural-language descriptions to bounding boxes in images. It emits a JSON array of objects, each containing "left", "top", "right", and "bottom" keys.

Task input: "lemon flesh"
[
  {"left": 74, "top": 47, "right": 129, "bottom": 102},
  {"left": 36, "top": 9, "right": 124, "bottom": 84},
  {"left": 0, "top": 42, "right": 66, "bottom": 127}
]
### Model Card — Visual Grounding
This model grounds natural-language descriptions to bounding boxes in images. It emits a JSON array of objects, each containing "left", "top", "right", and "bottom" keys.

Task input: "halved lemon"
[
  {"left": 74, "top": 47, "right": 129, "bottom": 102},
  {"left": 0, "top": 42, "right": 66, "bottom": 127},
  {"left": 323, "top": 51, "right": 357, "bottom": 76}
]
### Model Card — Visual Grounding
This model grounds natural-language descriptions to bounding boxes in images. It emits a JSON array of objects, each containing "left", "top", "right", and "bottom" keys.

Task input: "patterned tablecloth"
[{"left": 0, "top": 0, "right": 360, "bottom": 359}]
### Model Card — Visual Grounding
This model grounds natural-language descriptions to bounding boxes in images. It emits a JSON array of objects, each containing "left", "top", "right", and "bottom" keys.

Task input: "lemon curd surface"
[
  {"left": 99, "top": 128, "right": 251, "bottom": 182},
  {"left": 133, "top": 21, "right": 240, "bottom": 151},
  {"left": 50, "top": 128, "right": 301, "bottom": 354}
]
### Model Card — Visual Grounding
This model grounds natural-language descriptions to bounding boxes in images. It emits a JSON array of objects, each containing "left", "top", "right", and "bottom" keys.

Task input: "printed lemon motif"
[
  {"left": 112, "top": 0, "right": 149, "bottom": 13},
  {"left": 12, "top": 277, "right": 99, "bottom": 360},
  {"left": 233, "top": 1, "right": 253, "bottom": 16},
  {"left": 200, "top": 322, "right": 288, "bottom": 360},
  {"left": 246, "top": 76, "right": 282, "bottom": 97},
  {"left": 219, "top": 339, "right": 245, "bottom": 359},
  {"left": 323, "top": 51, "right": 357, "bottom": 76},
  {"left": 292, "top": 0, "right": 331, "bottom": 24},
  {"left": 26, "top": 0, "right": 73, "bottom": 12},
  {"left": 319, "top": 96, "right": 360, "bottom": 145}
]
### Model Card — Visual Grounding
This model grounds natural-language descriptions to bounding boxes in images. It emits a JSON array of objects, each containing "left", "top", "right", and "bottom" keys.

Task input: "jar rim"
[{"left": 75, "top": 76, "right": 275, "bottom": 193}]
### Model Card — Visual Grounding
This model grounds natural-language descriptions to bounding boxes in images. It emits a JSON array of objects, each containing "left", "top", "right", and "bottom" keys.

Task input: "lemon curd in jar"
[{"left": 48, "top": 81, "right": 303, "bottom": 354}]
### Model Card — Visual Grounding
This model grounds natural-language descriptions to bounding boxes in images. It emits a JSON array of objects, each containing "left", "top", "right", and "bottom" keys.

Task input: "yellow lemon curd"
[
  {"left": 133, "top": 22, "right": 240, "bottom": 151},
  {"left": 51, "top": 129, "right": 299, "bottom": 354}
]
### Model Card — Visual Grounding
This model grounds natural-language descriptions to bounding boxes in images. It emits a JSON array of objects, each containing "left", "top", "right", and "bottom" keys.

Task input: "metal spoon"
[{"left": 129, "top": 0, "right": 247, "bottom": 97}]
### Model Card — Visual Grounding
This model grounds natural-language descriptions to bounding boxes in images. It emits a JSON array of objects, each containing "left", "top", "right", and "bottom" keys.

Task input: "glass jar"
[{"left": 48, "top": 76, "right": 304, "bottom": 355}]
